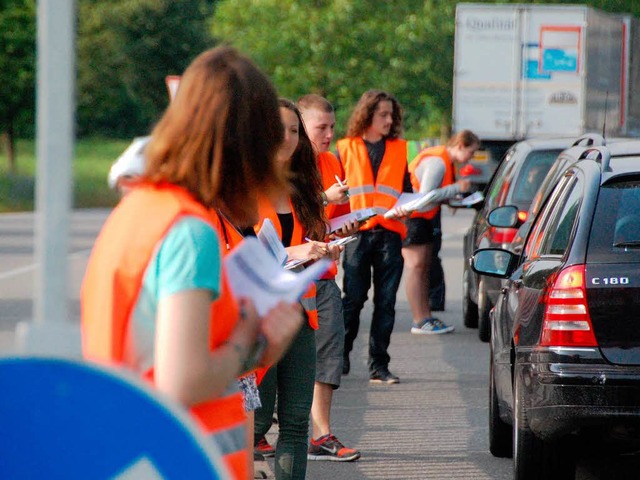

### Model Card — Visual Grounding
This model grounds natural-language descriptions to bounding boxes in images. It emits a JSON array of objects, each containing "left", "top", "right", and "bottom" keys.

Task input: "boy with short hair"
[{"left": 297, "top": 94, "right": 361, "bottom": 462}]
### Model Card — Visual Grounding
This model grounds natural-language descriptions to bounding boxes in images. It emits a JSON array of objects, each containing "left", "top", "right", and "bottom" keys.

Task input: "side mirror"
[
  {"left": 488, "top": 205, "right": 519, "bottom": 228},
  {"left": 471, "top": 248, "right": 518, "bottom": 278}
]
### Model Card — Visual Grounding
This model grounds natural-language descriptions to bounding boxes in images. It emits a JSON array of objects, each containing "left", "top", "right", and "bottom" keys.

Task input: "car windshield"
[
  {"left": 588, "top": 176, "right": 640, "bottom": 263},
  {"left": 511, "top": 150, "right": 562, "bottom": 203}
]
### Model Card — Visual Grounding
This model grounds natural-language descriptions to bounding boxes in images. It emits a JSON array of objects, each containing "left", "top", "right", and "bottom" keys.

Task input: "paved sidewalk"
[{"left": 257, "top": 210, "right": 512, "bottom": 480}]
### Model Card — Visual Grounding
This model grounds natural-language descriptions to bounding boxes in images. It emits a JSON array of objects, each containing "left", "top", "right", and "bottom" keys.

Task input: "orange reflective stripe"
[
  {"left": 337, "top": 137, "right": 408, "bottom": 238},
  {"left": 317, "top": 151, "right": 350, "bottom": 221},
  {"left": 191, "top": 391, "right": 246, "bottom": 433},
  {"left": 209, "top": 212, "right": 243, "bottom": 349},
  {"left": 408, "top": 145, "right": 455, "bottom": 220},
  {"left": 301, "top": 282, "right": 318, "bottom": 330},
  {"left": 317, "top": 151, "right": 347, "bottom": 281},
  {"left": 224, "top": 450, "right": 249, "bottom": 480}
]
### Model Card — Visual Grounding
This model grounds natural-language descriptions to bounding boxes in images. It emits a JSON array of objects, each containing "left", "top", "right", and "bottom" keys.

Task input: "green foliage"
[
  {"left": 77, "top": 0, "right": 216, "bottom": 138},
  {"left": 0, "top": 0, "right": 36, "bottom": 137},
  {"left": 212, "top": 0, "right": 456, "bottom": 138},
  {"left": 212, "top": 0, "right": 640, "bottom": 139}
]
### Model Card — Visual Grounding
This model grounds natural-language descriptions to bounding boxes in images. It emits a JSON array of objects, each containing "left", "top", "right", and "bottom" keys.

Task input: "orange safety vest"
[
  {"left": 317, "top": 151, "right": 350, "bottom": 280},
  {"left": 336, "top": 137, "right": 408, "bottom": 239},
  {"left": 408, "top": 145, "right": 455, "bottom": 220},
  {"left": 81, "top": 183, "right": 248, "bottom": 479},
  {"left": 253, "top": 197, "right": 319, "bottom": 385},
  {"left": 256, "top": 197, "right": 318, "bottom": 330}
]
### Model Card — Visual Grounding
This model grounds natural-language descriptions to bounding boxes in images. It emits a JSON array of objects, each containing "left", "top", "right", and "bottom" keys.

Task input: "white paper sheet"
[{"left": 224, "top": 237, "right": 332, "bottom": 316}]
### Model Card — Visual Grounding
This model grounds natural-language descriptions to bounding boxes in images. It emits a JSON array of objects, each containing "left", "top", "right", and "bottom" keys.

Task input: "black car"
[
  {"left": 510, "top": 134, "right": 626, "bottom": 255},
  {"left": 472, "top": 140, "right": 640, "bottom": 479},
  {"left": 463, "top": 137, "right": 577, "bottom": 341}
]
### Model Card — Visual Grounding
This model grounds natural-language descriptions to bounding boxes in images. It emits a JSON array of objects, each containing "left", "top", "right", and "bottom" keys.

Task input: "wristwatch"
[{"left": 321, "top": 191, "right": 328, "bottom": 206}]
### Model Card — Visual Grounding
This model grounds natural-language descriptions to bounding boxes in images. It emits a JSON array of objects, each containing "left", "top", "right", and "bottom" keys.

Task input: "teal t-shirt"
[{"left": 125, "top": 216, "right": 221, "bottom": 373}]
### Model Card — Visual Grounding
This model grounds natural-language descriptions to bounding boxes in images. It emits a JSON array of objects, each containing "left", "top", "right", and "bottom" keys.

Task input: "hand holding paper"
[
  {"left": 383, "top": 191, "right": 439, "bottom": 219},
  {"left": 257, "top": 218, "right": 288, "bottom": 266},
  {"left": 224, "top": 237, "right": 332, "bottom": 316},
  {"left": 328, "top": 207, "right": 377, "bottom": 233}
]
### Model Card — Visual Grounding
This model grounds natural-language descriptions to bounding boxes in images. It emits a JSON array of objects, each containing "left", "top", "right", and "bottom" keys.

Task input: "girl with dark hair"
[{"left": 253, "top": 99, "right": 339, "bottom": 480}]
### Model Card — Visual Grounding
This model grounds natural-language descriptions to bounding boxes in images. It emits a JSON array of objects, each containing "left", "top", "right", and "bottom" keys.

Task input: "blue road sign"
[{"left": 0, "top": 357, "right": 228, "bottom": 479}]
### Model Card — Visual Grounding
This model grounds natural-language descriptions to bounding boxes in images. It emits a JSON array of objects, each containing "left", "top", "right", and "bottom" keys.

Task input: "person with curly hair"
[{"left": 336, "top": 90, "right": 412, "bottom": 384}]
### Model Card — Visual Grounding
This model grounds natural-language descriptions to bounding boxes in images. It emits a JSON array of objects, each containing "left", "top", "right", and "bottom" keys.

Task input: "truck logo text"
[
  {"left": 465, "top": 17, "right": 515, "bottom": 32},
  {"left": 549, "top": 91, "right": 578, "bottom": 104}
]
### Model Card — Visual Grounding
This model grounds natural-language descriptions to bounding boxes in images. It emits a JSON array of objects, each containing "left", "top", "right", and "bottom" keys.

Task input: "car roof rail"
[
  {"left": 578, "top": 146, "right": 611, "bottom": 172},
  {"left": 572, "top": 133, "right": 605, "bottom": 147}
]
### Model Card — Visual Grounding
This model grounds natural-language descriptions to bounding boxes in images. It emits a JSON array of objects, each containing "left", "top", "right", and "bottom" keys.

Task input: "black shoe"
[
  {"left": 369, "top": 369, "right": 399, "bottom": 384},
  {"left": 342, "top": 355, "right": 350, "bottom": 375}
]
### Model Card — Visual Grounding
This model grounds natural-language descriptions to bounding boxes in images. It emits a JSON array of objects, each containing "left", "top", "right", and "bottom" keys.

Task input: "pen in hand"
[{"left": 335, "top": 175, "right": 350, "bottom": 198}]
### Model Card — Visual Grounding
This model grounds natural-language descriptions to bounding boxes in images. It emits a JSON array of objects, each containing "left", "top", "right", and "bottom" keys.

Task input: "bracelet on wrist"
[{"left": 321, "top": 191, "right": 328, "bottom": 207}]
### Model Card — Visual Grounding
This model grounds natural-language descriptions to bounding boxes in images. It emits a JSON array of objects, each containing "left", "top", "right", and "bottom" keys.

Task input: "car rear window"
[
  {"left": 588, "top": 177, "right": 640, "bottom": 263},
  {"left": 511, "top": 150, "right": 562, "bottom": 203}
]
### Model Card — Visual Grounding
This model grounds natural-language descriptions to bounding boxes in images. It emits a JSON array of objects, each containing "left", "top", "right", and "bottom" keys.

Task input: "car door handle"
[{"left": 513, "top": 279, "right": 523, "bottom": 290}]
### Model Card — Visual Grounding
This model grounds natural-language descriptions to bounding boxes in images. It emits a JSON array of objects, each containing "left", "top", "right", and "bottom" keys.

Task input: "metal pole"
[{"left": 17, "top": 0, "right": 79, "bottom": 356}]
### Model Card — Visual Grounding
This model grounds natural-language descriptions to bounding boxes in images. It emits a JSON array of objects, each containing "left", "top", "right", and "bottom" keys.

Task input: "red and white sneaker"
[
  {"left": 307, "top": 434, "right": 361, "bottom": 462},
  {"left": 254, "top": 437, "right": 275, "bottom": 458}
]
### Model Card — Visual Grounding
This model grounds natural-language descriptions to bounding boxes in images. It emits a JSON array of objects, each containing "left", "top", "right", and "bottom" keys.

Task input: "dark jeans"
[
  {"left": 342, "top": 228, "right": 404, "bottom": 374},
  {"left": 255, "top": 322, "right": 316, "bottom": 480},
  {"left": 429, "top": 211, "right": 446, "bottom": 310}
]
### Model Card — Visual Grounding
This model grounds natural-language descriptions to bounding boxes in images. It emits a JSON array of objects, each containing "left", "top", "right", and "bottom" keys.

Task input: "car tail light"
[
  {"left": 540, "top": 264, "right": 597, "bottom": 347},
  {"left": 489, "top": 226, "right": 518, "bottom": 244},
  {"left": 517, "top": 210, "right": 528, "bottom": 222},
  {"left": 488, "top": 211, "right": 527, "bottom": 245}
]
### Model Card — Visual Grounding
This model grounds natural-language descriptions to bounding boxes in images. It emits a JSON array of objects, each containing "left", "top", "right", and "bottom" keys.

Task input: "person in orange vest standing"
[
  {"left": 336, "top": 90, "right": 412, "bottom": 384},
  {"left": 297, "top": 94, "right": 361, "bottom": 462},
  {"left": 393, "top": 130, "right": 479, "bottom": 334},
  {"left": 253, "top": 98, "right": 338, "bottom": 480},
  {"left": 81, "top": 46, "right": 305, "bottom": 480}
]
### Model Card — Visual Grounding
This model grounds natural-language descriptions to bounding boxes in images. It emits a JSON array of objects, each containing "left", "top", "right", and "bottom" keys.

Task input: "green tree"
[
  {"left": 0, "top": 0, "right": 36, "bottom": 172},
  {"left": 77, "top": 0, "right": 216, "bottom": 138},
  {"left": 211, "top": 0, "right": 640, "bottom": 139},
  {"left": 212, "top": 0, "right": 456, "bottom": 139}
]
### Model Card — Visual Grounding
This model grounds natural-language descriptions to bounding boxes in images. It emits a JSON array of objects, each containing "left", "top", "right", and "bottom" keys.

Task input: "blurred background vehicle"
[
  {"left": 462, "top": 136, "right": 573, "bottom": 341},
  {"left": 473, "top": 139, "right": 640, "bottom": 480},
  {"left": 510, "top": 134, "right": 627, "bottom": 254},
  {"left": 452, "top": 3, "right": 640, "bottom": 191}
]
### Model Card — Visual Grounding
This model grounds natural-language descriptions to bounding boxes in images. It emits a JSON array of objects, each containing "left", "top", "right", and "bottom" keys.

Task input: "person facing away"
[
  {"left": 253, "top": 98, "right": 339, "bottom": 480},
  {"left": 80, "top": 46, "right": 304, "bottom": 480},
  {"left": 336, "top": 89, "right": 412, "bottom": 385},
  {"left": 296, "top": 93, "right": 361, "bottom": 462},
  {"left": 395, "top": 130, "right": 479, "bottom": 335}
]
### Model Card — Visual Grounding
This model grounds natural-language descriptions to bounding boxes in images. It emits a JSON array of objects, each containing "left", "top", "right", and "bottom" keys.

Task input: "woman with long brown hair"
[{"left": 81, "top": 47, "right": 304, "bottom": 479}]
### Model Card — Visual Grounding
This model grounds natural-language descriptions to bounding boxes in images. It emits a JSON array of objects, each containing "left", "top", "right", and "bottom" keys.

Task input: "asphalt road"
[{"left": 1, "top": 207, "right": 640, "bottom": 479}]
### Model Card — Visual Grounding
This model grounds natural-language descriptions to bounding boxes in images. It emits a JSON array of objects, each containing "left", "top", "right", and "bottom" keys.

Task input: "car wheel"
[
  {"left": 463, "top": 264, "right": 479, "bottom": 328},
  {"left": 513, "top": 370, "right": 575, "bottom": 480},
  {"left": 489, "top": 350, "right": 512, "bottom": 458},
  {"left": 477, "top": 278, "right": 492, "bottom": 342}
]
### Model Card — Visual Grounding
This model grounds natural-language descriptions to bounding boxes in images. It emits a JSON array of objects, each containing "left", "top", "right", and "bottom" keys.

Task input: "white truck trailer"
[{"left": 453, "top": 3, "right": 639, "bottom": 186}]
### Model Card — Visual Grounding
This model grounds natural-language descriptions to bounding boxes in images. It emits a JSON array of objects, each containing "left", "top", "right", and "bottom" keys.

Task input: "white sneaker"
[{"left": 411, "top": 318, "right": 455, "bottom": 335}]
